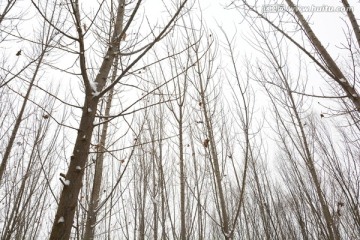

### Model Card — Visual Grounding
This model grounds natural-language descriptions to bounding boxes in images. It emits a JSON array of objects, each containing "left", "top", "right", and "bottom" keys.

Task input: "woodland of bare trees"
[{"left": 0, "top": 0, "right": 359, "bottom": 239}]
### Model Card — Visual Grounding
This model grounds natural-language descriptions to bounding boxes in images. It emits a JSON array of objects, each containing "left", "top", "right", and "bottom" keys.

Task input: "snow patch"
[
  {"left": 58, "top": 217, "right": 65, "bottom": 223},
  {"left": 64, "top": 180, "right": 70, "bottom": 186},
  {"left": 224, "top": 229, "right": 233, "bottom": 238},
  {"left": 353, "top": 93, "right": 358, "bottom": 97},
  {"left": 339, "top": 78, "right": 346, "bottom": 83},
  {"left": 87, "top": 108, "right": 92, "bottom": 112},
  {"left": 92, "top": 91, "right": 100, "bottom": 97},
  {"left": 89, "top": 80, "right": 98, "bottom": 92}
]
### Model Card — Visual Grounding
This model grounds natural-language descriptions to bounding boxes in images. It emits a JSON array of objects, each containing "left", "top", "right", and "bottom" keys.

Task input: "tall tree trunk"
[
  {"left": 49, "top": 97, "right": 100, "bottom": 240},
  {"left": 198, "top": 78, "right": 230, "bottom": 238},
  {"left": 179, "top": 108, "right": 186, "bottom": 240},
  {"left": 83, "top": 53, "right": 119, "bottom": 239},
  {"left": 0, "top": 52, "right": 45, "bottom": 183},
  {"left": 137, "top": 152, "right": 148, "bottom": 240},
  {"left": 189, "top": 126, "right": 204, "bottom": 240},
  {"left": 49, "top": 1, "right": 125, "bottom": 238},
  {"left": 2, "top": 125, "right": 42, "bottom": 240},
  {"left": 148, "top": 117, "right": 158, "bottom": 240},
  {"left": 280, "top": 73, "right": 341, "bottom": 240}
]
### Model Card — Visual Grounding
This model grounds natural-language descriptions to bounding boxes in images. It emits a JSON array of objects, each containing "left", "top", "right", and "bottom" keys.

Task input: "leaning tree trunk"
[
  {"left": 0, "top": 13, "right": 53, "bottom": 183},
  {"left": 0, "top": 51, "right": 45, "bottom": 183},
  {"left": 49, "top": 0, "right": 188, "bottom": 238},
  {"left": 285, "top": 0, "right": 360, "bottom": 111},
  {"left": 49, "top": 1, "right": 125, "bottom": 239},
  {"left": 341, "top": 0, "right": 360, "bottom": 49},
  {"left": 281, "top": 73, "right": 341, "bottom": 240}
]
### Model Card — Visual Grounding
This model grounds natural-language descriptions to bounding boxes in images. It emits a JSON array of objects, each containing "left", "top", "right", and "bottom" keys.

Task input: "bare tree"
[
  {"left": 230, "top": 0, "right": 360, "bottom": 113},
  {"left": 0, "top": 88, "right": 64, "bottom": 239},
  {"left": 163, "top": 39, "right": 191, "bottom": 240},
  {"left": 249, "top": 25, "right": 340, "bottom": 239},
  {"left": 0, "top": 8, "right": 59, "bottom": 182},
  {"left": 28, "top": 0, "right": 191, "bottom": 238}
]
